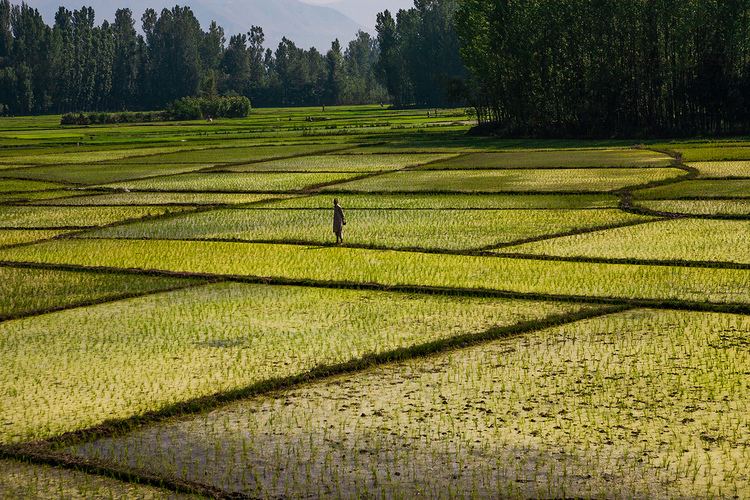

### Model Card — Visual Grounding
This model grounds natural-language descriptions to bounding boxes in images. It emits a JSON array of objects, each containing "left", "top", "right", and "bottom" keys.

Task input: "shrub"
[{"left": 60, "top": 96, "right": 251, "bottom": 125}]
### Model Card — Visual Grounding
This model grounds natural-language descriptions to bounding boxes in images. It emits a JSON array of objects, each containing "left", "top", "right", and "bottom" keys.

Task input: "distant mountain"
[
  {"left": 23, "top": 0, "right": 362, "bottom": 50},
  {"left": 303, "top": 0, "right": 414, "bottom": 30}
]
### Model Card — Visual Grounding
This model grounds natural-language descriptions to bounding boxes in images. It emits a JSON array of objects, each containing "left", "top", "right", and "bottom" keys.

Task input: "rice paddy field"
[{"left": 0, "top": 106, "right": 748, "bottom": 498}]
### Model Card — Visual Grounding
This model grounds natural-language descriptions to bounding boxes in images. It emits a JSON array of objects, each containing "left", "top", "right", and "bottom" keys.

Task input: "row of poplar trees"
[
  {"left": 455, "top": 0, "right": 750, "bottom": 137},
  {"left": 0, "top": 0, "right": 465, "bottom": 115},
  {"left": 0, "top": 1, "right": 392, "bottom": 114}
]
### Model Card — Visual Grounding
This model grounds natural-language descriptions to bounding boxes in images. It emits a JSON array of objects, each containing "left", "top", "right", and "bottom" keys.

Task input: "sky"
[{"left": 300, "top": 0, "right": 414, "bottom": 30}]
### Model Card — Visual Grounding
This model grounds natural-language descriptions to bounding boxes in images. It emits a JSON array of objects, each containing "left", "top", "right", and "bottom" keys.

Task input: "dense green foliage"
[
  {"left": 375, "top": 0, "right": 466, "bottom": 107},
  {"left": 456, "top": 0, "right": 750, "bottom": 136},
  {"left": 0, "top": 0, "right": 465, "bottom": 115},
  {"left": 0, "top": 2, "right": 387, "bottom": 114}
]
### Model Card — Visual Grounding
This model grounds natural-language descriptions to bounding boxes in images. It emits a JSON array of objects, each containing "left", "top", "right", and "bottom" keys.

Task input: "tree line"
[
  {"left": 0, "top": 0, "right": 464, "bottom": 116},
  {"left": 456, "top": 0, "right": 750, "bottom": 137}
]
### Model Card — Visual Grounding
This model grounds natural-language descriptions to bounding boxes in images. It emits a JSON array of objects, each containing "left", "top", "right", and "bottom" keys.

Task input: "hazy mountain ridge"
[
  {"left": 302, "top": 0, "right": 414, "bottom": 30},
  {"left": 23, "top": 0, "right": 362, "bottom": 50}
]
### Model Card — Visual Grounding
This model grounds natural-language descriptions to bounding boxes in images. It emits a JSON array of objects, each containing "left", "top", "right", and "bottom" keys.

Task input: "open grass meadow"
[{"left": 0, "top": 106, "right": 748, "bottom": 498}]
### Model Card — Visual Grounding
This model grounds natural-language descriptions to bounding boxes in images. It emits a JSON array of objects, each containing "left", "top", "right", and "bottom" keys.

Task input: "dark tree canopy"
[
  {"left": 456, "top": 0, "right": 750, "bottom": 137},
  {"left": 0, "top": 0, "right": 425, "bottom": 114},
  {"left": 375, "top": 0, "right": 466, "bottom": 108}
]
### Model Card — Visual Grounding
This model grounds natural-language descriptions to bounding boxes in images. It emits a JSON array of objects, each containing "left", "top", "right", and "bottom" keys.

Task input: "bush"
[
  {"left": 61, "top": 96, "right": 251, "bottom": 126},
  {"left": 166, "top": 95, "right": 252, "bottom": 120},
  {"left": 61, "top": 113, "right": 91, "bottom": 126}
]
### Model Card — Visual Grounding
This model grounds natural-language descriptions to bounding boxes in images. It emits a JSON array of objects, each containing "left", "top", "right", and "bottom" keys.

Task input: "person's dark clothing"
[{"left": 333, "top": 204, "right": 345, "bottom": 242}]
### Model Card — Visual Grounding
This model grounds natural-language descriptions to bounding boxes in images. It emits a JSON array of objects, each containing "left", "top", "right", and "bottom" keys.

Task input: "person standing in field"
[{"left": 333, "top": 198, "right": 346, "bottom": 245}]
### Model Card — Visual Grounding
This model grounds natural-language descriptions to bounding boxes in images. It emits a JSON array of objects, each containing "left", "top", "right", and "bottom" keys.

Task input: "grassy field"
[
  {"left": 82, "top": 208, "right": 652, "bottom": 251},
  {"left": 0, "top": 283, "right": 586, "bottom": 443},
  {"left": 100, "top": 172, "right": 361, "bottom": 192},
  {"left": 689, "top": 161, "right": 750, "bottom": 178},
  {"left": 423, "top": 149, "right": 673, "bottom": 169},
  {"left": 0, "top": 205, "right": 192, "bottom": 228},
  {"left": 0, "top": 460, "right": 192, "bottom": 499},
  {"left": 635, "top": 179, "right": 750, "bottom": 199},
  {"left": 638, "top": 199, "right": 750, "bottom": 215},
  {"left": 217, "top": 153, "right": 456, "bottom": 173},
  {"left": 0, "top": 105, "right": 747, "bottom": 498},
  {"left": 503, "top": 219, "right": 750, "bottom": 264},
  {"left": 324, "top": 168, "right": 685, "bottom": 193}
]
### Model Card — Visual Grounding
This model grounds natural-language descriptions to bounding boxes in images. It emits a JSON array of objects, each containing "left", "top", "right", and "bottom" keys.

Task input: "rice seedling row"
[
  {"left": 0, "top": 229, "right": 69, "bottom": 248},
  {"left": 65, "top": 309, "right": 750, "bottom": 499},
  {"left": 31, "top": 192, "right": 292, "bottom": 207},
  {"left": 0, "top": 282, "right": 590, "bottom": 443},
  {"left": 322, "top": 168, "right": 686, "bottom": 193},
  {"left": 0, "top": 206, "right": 195, "bottom": 229},
  {"left": 636, "top": 199, "right": 750, "bottom": 217},
  {"left": 3, "top": 239, "right": 750, "bottom": 306},
  {"left": 265, "top": 193, "right": 621, "bottom": 210},
  {"left": 214, "top": 153, "right": 456, "bottom": 173},
  {"left": 80, "top": 208, "right": 654, "bottom": 252},
  {"left": 0, "top": 145, "right": 211, "bottom": 166},
  {"left": 503, "top": 218, "right": 750, "bottom": 266},
  {"left": 1, "top": 163, "right": 216, "bottom": 185},
  {"left": 98, "top": 172, "right": 366, "bottom": 193},
  {"left": 423, "top": 149, "right": 673, "bottom": 169},
  {"left": 671, "top": 145, "right": 750, "bottom": 162},
  {"left": 688, "top": 161, "right": 750, "bottom": 178},
  {"left": 634, "top": 179, "right": 750, "bottom": 199},
  {"left": 116, "top": 143, "right": 356, "bottom": 165},
  {"left": 0, "top": 459, "right": 194, "bottom": 499},
  {"left": 0, "top": 264, "right": 197, "bottom": 321},
  {"left": 0, "top": 178, "right": 65, "bottom": 194},
  {"left": 0, "top": 189, "right": 93, "bottom": 204}
]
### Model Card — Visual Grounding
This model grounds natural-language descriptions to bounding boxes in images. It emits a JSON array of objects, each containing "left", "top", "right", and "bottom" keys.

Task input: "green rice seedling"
[
  {"left": 118, "top": 144, "right": 353, "bottom": 164},
  {"left": 0, "top": 179, "right": 62, "bottom": 193},
  {"left": 673, "top": 146, "right": 750, "bottom": 162},
  {"left": 0, "top": 164, "right": 34, "bottom": 171},
  {"left": 0, "top": 459, "right": 190, "bottom": 499},
  {"left": 33, "top": 192, "right": 290, "bottom": 206},
  {"left": 3, "top": 239, "right": 750, "bottom": 304},
  {"left": 0, "top": 229, "right": 68, "bottom": 247},
  {"left": 99, "top": 173, "right": 361, "bottom": 192},
  {"left": 0, "top": 283, "right": 584, "bottom": 442},
  {"left": 0, "top": 145, "right": 205, "bottom": 165},
  {"left": 0, "top": 189, "right": 92, "bottom": 204},
  {"left": 637, "top": 199, "right": 750, "bottom": 216},
  {"left": 267, "top": 193, "right": 620, "bottom": 209},
  {"left": 0, "top": 266, "right": 194, "bottom": 319},
  {"left": 503, "top": 219, "right": 750, "bottom": 264},
  {"left": 323, "top": 168, "right": 685, "bottom": 193},
  {"left": 634, "top": 180, "right": 750, "bottom": 199},
  {"left": 69, "top": 309, "right": 750, "bottom": 499},
  {"left": 84, "top": 208, "right": 653, "bottom": 251},
  {"left": 422, "top": 149, "right": 673, "bottom": 169},
  {"left": 2, "top": 163, "right": 214, "bottom": 185},
  {"left": 689, "top": 161, "right": 750, "bottom": 178},
  {"left": 0, "top": 206, "right": 193, "bottom": 228},
  {"left": 218, "top": 154, "right": 456, "bottom": 173}
]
